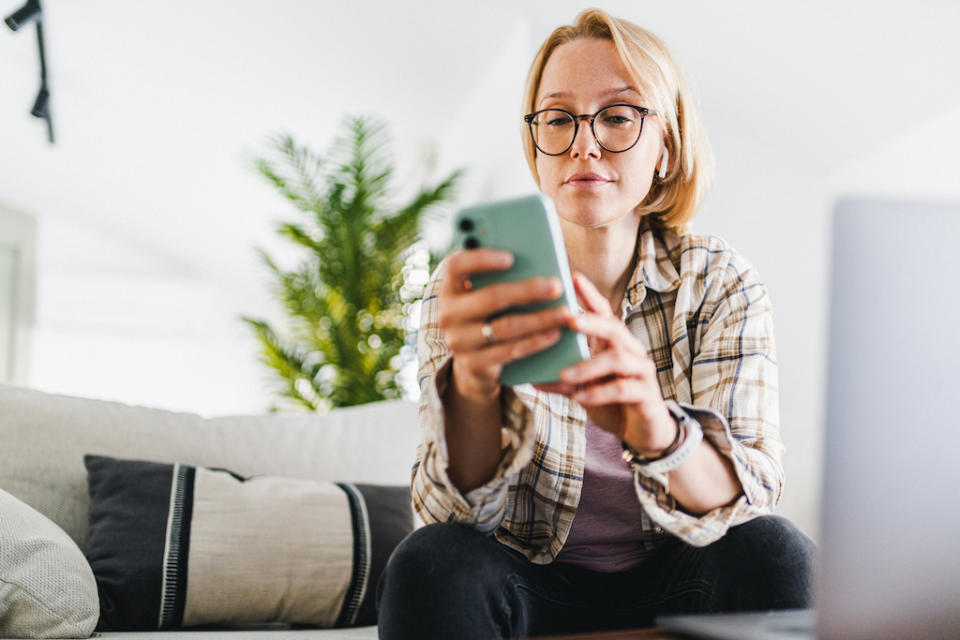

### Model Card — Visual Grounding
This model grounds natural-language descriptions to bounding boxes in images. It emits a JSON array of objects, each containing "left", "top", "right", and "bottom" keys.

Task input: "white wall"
[{"left": 832, "top": 104, "right": 960, "bottom": 201}]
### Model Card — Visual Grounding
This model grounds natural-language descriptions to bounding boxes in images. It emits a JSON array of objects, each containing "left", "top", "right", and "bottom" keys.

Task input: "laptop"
[{"left": 657, "top": 197, "right": 960, "bottom": 639}]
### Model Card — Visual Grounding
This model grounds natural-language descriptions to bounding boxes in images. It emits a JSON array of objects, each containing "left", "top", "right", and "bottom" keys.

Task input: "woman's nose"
[{"left": 569, "top": 119, "right": 601, "bottom": 158}]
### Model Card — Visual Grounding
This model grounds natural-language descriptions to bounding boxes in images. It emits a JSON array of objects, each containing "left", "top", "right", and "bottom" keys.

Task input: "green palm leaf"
[{"left": 244, "top": 116, "right": 462, "bottom": 411}]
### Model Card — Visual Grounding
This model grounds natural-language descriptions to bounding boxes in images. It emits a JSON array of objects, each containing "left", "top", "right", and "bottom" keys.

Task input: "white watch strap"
[{"left": 628, "top": 404, "right": 704, "bottom": 477}]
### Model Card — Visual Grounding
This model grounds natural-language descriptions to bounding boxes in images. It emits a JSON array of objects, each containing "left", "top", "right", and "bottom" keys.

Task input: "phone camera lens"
[
  {"left": 459, "top": 218, "right": 475, "bottom": 232},
  {"left": 464, "top": 237, "right": 480, "bottom": 249}
]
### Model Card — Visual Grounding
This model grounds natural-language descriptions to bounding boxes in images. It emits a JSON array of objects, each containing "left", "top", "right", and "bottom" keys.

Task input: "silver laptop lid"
[{"left": 818, "top": 198, "right": 960, "bottom": 639}]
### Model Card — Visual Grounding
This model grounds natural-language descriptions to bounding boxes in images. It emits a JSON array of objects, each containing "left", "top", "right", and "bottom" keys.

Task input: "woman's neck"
[{"left": 562, "top": 213, "right": 642, "bottom": 313}]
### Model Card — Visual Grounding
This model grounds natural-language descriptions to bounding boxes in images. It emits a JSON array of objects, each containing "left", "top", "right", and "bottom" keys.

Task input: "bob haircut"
[{"left": 521, "top": 8, "right": 714, "bottom": 233}]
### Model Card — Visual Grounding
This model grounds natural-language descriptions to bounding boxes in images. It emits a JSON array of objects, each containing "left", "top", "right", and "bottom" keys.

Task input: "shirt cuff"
[
  {"left": 418, "top": 356, "right": 538, "bottom": 530},
  {"left": 679, "top": 402, "right": 780, "bottom": 509},
  {"left": 628, "top": 402, "right": 768, "bottom": 547}
]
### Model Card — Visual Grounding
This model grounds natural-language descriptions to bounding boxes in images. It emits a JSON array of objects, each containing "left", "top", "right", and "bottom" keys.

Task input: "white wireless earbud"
[{"left": 658, "top": 147, "right": 669, "bottom": 179}]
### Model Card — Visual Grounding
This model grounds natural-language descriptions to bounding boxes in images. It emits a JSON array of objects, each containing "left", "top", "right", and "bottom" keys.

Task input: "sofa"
[{"left": 0, "top": 384, "right": 422, "bottom": 640}]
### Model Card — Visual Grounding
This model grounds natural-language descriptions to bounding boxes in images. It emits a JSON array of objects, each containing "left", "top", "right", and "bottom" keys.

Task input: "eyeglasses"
[{"left": 523, "top": 104, "right": 656, "bottom": 156}]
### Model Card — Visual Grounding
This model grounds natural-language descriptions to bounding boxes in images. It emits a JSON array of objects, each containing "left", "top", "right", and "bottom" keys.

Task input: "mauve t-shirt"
[{"left": 555, "top": 418, "right": 654, "bottom": 572}]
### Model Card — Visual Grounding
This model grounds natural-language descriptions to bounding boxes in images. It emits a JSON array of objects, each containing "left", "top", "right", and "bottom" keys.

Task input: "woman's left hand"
[{"left": 535, "top": 272, "right": 677, "bottom": 456}]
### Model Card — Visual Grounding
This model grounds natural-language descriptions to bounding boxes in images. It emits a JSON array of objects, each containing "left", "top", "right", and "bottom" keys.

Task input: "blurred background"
[{"left": 2, "top": 0, "right": 958, "bottom": 538}]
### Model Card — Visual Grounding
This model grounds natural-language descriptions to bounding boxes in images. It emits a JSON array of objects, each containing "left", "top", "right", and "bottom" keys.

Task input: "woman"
[{"left": 377, "top": 8, "right": 814, "bottom": 639}]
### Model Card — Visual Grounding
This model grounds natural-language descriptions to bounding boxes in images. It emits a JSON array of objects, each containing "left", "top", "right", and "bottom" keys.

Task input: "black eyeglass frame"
[{"left": 523, "top": 103, "right": 657, "bottom": 156}]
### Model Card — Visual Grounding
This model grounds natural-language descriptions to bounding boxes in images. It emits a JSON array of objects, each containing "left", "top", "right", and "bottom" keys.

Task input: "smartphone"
[{"left": 453, "top": 194, "right": 589, "bottom": 386}]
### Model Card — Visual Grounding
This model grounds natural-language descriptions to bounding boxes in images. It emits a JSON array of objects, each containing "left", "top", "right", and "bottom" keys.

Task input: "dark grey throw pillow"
[{"left": 84, "top": 454, "right": 412, "bottom": 631}]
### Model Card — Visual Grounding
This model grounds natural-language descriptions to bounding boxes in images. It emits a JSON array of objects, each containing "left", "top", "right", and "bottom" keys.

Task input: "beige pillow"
[
  {"left": 84, "top": 455, "right": 412, "bottom": 631},
  {"left": 0, "top": 489, "right": 99, "bottom": 638}
]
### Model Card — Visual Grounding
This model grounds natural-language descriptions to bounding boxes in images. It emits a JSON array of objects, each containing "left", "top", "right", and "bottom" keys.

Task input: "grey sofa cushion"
[
  {"left": 0, "top": 384, "right": 419, "bottom": 550},
  {"left": 84, "top": 455, "right": 412, "bottom": 631},
  {"left": 0, "top": 488, "right": 99, "bottom": 638}
]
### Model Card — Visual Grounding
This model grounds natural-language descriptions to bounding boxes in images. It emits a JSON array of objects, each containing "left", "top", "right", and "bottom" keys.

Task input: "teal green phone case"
[{"left": 453, "top": 194, "right": 589, "bottom": 386}]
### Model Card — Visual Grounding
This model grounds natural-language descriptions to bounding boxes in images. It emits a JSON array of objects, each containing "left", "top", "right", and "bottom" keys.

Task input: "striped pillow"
[{"left": 83, "top": 454, "right": 412, "bottom": 631}]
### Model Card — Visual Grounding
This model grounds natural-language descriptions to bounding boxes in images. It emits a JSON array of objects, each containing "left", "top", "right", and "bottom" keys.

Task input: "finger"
[
  {"left": 490, "top": 306, "right": 574, "bottom": 345},
  {"left": 448, "top": 306, "right": 573, "bottom": 352},
  {"left": 442, "top": 276, "right": 564, "bottom": 326},
  {"left": 569, "top": 311, "right": 638, "bottom": 347},
  {"left": 442, "top": 249, "right": 514, "bottom": 294},
  {"left": 463, "top": 328, "right": 563, "bottom": 370},
  {"left": 572, "top": 272, "right": 614, "bottom": 316},
  {"left": 574, "top": 377, "right": 650, "bottom": 406},
  {"left": 560, "top": 350, "right": 655, "bottom": 385}
]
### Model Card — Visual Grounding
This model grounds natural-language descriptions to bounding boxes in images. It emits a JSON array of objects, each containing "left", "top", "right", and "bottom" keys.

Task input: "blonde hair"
[{"left": 521, "top": 8, "right": 714, "bottom": 232}]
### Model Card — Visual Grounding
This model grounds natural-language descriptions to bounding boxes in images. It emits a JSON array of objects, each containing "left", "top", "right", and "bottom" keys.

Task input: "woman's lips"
[{"left": 565, "top": 173, "right": 611, "bottom": 188}]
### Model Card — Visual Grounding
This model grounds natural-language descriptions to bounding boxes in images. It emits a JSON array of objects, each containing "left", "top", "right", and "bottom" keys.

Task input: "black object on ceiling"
[
  {"left": 4, "top": 0, "right": 39, "bottom": 30},
  {"left": 5, "top": 0, "right": 54, "bottom": 144}
]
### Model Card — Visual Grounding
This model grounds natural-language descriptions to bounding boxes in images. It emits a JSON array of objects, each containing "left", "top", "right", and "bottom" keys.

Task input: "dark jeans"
[{"left": 376, "top": 516, "right": 815, "bottom": 640}]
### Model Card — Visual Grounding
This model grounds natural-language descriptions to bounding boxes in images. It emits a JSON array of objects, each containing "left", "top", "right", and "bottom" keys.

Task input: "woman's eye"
[
  {"left": 602, "top": 115, "right": 632, "bottom": 126},
  {"left": 546, "top": 116, "right": 573, "bottom": 127}
]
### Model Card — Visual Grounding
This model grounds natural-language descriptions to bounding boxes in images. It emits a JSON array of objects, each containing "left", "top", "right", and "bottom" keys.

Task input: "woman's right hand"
[{"left": 438, "top": 248, "right": 573, "bottom": 402}]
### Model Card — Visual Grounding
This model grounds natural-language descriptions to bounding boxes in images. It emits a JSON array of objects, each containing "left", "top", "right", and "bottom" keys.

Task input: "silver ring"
[{"left": 481, "top": 322, "right": 497, "bottom": 345}]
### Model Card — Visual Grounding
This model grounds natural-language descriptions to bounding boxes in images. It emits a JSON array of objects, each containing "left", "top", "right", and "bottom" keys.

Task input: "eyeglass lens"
[{"left": 529, "top": 106, "right": 644, "bottom": 155}]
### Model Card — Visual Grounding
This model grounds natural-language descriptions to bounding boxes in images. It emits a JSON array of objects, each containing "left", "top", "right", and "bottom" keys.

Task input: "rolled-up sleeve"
[
  {"left": 632, "top": 253, "right": 783, "bottom": 546},
  {"left": 411, "top": 261, "right": 538, "bottom": 533}
]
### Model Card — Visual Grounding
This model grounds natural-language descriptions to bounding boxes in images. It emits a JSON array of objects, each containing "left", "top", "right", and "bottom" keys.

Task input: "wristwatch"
[{"left": 621, "top": 402, "right": 704, "bottom": 477}]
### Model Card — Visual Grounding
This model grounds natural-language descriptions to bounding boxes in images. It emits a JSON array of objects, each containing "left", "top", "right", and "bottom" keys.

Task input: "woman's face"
[{"left": 534, "top": 38, "right": 663, "bottom": 230}]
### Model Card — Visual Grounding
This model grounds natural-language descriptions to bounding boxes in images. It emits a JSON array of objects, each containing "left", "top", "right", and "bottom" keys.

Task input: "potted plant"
[{"left": 244, "top": 117, "right": 461, "bottom": 410}]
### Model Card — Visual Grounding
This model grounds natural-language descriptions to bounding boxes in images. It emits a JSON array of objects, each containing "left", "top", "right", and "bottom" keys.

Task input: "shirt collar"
[{"left": 623, "top": 221, "right": 683, "bottom": 312}]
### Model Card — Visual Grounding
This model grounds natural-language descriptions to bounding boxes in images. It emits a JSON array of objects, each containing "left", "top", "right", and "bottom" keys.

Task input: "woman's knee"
[
  {"left": 384, "top": 522, "right": 492, "bottom": 576},
  {"left": 734, "top": 515, "right": 817, "bottom": 573},
  {"left": 377, "top": 523, "right": 502, "bottom": 605},
  {"left": 376, "top": 523, "right": 520, "bottom": 639},
  {"left": 714, "top": 515, "right": 817, "bottom": 610}
]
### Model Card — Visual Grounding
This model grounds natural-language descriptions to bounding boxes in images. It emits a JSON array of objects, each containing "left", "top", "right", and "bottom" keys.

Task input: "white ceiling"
[{"left": 1, "top": 0, "right": 958, "bottom": 289}]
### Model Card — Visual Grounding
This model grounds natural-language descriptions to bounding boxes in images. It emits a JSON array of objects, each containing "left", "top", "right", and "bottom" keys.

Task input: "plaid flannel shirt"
[{"left": 412, "top": 220, "right": 784, "bottom": 564}]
